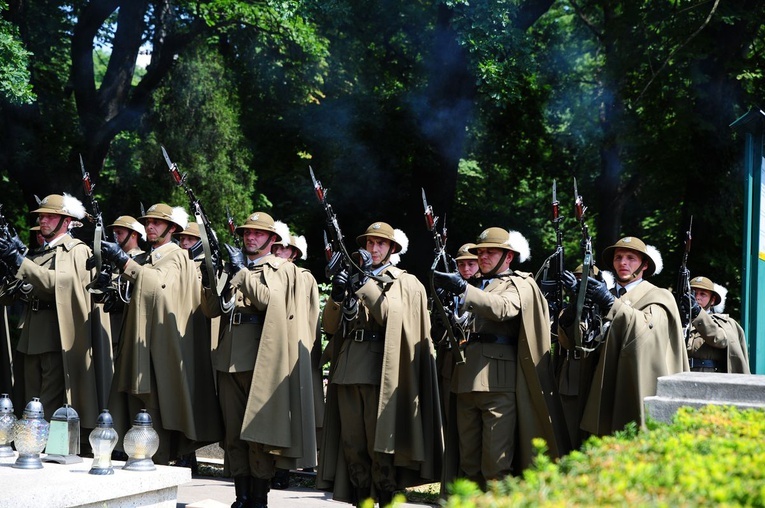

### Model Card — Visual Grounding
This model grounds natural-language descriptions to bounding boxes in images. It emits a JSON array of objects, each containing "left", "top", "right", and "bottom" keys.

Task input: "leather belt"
[
  {"left": 469, "top": 333, "right": 517, "bottom": 346},
  {"left": 30, "top": 298, "right": 55, "bottom": 312},
  {"left": 232, "top": 312, "right": 264, "bottom": 326},
  {"left": 689, "top": 358, "right": 721, "bottom": 370},
  {"left": 350, "top": 329, "right": 383, "bottom": 342}
]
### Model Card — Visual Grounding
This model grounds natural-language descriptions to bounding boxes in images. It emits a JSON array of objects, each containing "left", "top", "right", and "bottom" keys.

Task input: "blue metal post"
[{"left": 730, "top": 109, "right": 765, "bottom": 374}]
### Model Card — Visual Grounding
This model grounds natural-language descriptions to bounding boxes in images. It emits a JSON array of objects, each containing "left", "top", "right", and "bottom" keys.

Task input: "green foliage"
[
  {"left": 443, "top": 406, "right": 765, "bottom": 507},
  {"left": 0, "top": 1, "right": 34, "bottom": 104}
]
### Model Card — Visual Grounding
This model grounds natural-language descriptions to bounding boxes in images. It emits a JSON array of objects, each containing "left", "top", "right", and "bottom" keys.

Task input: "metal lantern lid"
[
  {"left": 132, "top": 409, "right": 153, "bottom": 427},
  {"left": 0, "top": 393, "right": 13, "bottom": 414},
  {"left": 96, "top": 409, "right": 114, "bottom": 428},
  {"left": 51, "top": 404, "right": 79, "bottom": 422},
  {"left": 22, "top": 397, "right": 44, "bottom": 419}
]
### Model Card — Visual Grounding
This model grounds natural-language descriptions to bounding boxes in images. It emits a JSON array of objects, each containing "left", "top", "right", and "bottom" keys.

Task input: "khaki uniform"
[
  {"left": 109, "top": 241, "right": 222, "bottom": 463},
  {"left": 205, "top": 254, "right": 318, "bottom": 478},
  {"left": 582, "top": 280, "right": 689, "bottom": 436},
  {"left": 317, "top": 266, "right": 443, "bottom": 503},
  {"left": 687, "top": 311, "right": 749, "bottom": 374},
  {"left": 4, "top": 238, "right": 112, "bottom": 424},
  {"left": 443, "top": 271, "right": 568, "bottom": 486}
]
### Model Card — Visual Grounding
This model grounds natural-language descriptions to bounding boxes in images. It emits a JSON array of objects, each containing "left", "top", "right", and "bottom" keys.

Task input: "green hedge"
[{"left": 443, "top": 405, "right": 765, "bottom": 507}]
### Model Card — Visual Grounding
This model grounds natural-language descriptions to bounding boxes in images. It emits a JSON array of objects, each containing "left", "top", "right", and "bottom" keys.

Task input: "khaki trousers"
[
  {"left": 455, "top": 390, "right": 516, "bottom": 481},
  {"left": 336, "top": 383, "right": 396, "bottom": 491},
  {"left": 218, "top": 371, "right": 276, "bottom": 479}
]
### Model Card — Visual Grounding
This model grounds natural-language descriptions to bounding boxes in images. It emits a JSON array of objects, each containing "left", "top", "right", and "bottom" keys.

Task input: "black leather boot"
[
  {"left": 231, "top": 476, "right": 252, "bottom": 508},
  {"left": 354, "top": 486, "right": 371, "bottom": 507},
  {"left": 251, "top": 477, "right": 270, "bottom": 508},
  {"left": 271, "top": 468, "right": 290, "bottom": 489},
  {"left": 377, "top": 490, "right": 394, "bottom": 507}
]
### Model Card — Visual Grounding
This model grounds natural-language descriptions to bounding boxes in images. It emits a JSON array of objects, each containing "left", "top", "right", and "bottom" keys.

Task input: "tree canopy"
[{"left": 2, "top": 0, "right": 763, "bottom": 318}]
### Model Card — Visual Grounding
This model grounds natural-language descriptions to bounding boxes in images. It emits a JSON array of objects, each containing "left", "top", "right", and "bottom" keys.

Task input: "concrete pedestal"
[
  {"left": 0, "top": 452, "right": 191, "bottom": 507},
  {"left": 645, "top": 372, "right": 765, "bottom": 423}
]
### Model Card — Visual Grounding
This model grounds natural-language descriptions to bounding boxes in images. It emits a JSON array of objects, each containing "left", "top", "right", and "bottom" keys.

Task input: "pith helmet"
[
  {"left": 601, "top": 236, "right": 663, "bottom": 278},
  {"left": 289, "top": 235, "right": 308, "bottom": 260},
  {"left": 235, "top": 212, "right": 289, "bottom": 244},
  {"left": 573, "top": 264, "right": 600, "bottom": 277},
  {"left": 690, "top": 276, "right": 722, "bottom": 307},
  {"left": 356, "top": 222, "right": 407, "bottom": 254},
  {"left": 138, "top": 203, "right": 189, "bottom": 230},
  {"left": 455, "top": 243, "right": 478, "bottom": 261},
  {"left": 31, "top": 193, "right": 86, "bottom": 219},
  {"left": 174, "top": 222, "right": 201, "bottom": 239},
  {"left": 107, "top": 215, "right": 147, "bottom": 241},
  {"left": 469, "top": 228, "right": 531, "bottom": 263}
]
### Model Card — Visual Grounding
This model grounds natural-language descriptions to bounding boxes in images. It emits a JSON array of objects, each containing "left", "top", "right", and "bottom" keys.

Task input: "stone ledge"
[
  {"left": 645, "top": 372, "right": 765, "bottom": 424},
  {"left": 0, "top": 452, "right": 191, "bottom": 508}
]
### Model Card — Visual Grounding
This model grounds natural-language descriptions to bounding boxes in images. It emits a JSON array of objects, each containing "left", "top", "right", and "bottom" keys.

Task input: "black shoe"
[{"left": 271, "top": 469, "right": 290, "bottom": 490}]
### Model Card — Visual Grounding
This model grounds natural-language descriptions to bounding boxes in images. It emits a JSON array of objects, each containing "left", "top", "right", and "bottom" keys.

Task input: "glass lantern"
[
  {"left": 44, "top": 403, "right": 82, "bottom": 464},
  {"left": 122, "top": 409, "right": 159, "bottom": 471},
  {"left": 0, "top": 393, "right": 16, "bottom": 458},
  {"left": 89, "top": 409, "right": 119, "bottom": 475},
  {"left": 12, "top": 397, "right": 50, "bottom": 469}
]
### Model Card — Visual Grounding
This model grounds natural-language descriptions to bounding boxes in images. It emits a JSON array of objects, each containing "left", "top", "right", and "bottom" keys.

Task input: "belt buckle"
[
  {"left": 353, "top": 329, "right": 364, "bottom": 342},
  {"left": 232, "top": 313, "right": 242, "bottom": 325},
  {"left": 31, "top": 298, "right": 39, "bottom": 312}
]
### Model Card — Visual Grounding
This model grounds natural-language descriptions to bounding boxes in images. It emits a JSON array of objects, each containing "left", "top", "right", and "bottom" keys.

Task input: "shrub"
[{"left": 442, "top": 405, "right": 765, "bottom": 507}]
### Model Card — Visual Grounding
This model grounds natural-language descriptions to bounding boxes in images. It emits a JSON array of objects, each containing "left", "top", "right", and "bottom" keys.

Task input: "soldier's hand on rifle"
[
  {"left": 10, "top": 234, "right": 26, "bottom": 255},
  {"left": 101, "top": 240, "right": 129, "bottom": 270},
  {"left": 585, "top": 276, "right": 614, "bottom": 312},
  {"left": 353, "top": 249, "right": 373, "bottom": 289},
  {"left": 680, "top": 293, "right": 702, "bottom": 321},
  {"left": 433, "top": 271, "right": 467, "bottom": 297},
  {"left": 0, "top": 235, "right": 24, "bottom": 273},
  {"left": 561, "top": 269, "right": 579, "bottom": 295},
  {"left": 224, "top": 244, "right": 246, "bottom": 274},
  {"left": 331, "top": 269, "right": 349, "bottom": 302}
]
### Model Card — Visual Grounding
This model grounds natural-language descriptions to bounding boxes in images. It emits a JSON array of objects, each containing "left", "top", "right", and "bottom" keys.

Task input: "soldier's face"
[
  {"left": 145, "top": 218, "right": 172, "bottom": 244},
  {"left": 38, "top": 213, "right": 66, "bottom": 238},
  {"left": 612, "top": 248, "right": 646, "bottom": 282},
  {"left": 243, "top": 229, "right": 273, "bottom": 256},
  {"left": 365, "top": 236, "right": 392, "bottom": 266},
  {"left": 112, "top": 226, "right": 130, "bottom": 245},
  {"left": 476, "top": 247, "right": 512, "bottom": 274},
  {"left": 457, "top": 259, "right": 479, "bottom": 280},
  {"left": 272, "top": 244, "right": 295, "bottom": 261},
  {"left": 693, "top": 288, "right": 712, "bottom": 310},
  {"left": 177, "top": 234, "right": 198, "bottom": 250}
]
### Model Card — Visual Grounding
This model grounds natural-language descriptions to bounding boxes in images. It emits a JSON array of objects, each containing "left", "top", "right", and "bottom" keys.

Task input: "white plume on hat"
[
  {"left": 62, "top": 193, "right": 87, "bottom": 220},
  {"left": 508, "top": 230, "right": 530, "bottom": 263},
  {"left": 274, "top": 220, "right": 291, "bottom": 247},
  {"left": 132, "top": 221, "right": 147, "bottom": 241},
  {"left": 294, "top": 235, "right": 308, "bottom": 260},
  {"left": 601, "top": 270, "right": 615, "bottom": 290},
  {"left": 172, "top": 207, "right": 189, "bottom": 231},
  {"left": 645, "top": 244, "right": 663, "bottom": 275},
  {"left": 712, "top": 283, "right": 727, "bottom": 314},
  {"left": 389, "top": 228, "right": 409, "bottom": 266}
]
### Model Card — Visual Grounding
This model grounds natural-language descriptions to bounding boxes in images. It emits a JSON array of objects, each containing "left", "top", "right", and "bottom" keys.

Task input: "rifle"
[
  {"left": 676, "top": 216, "right": 693, "bottom": 339},
  {"left": 0, "top": 204, "right": 29, "bottom": 292},
  {"left": 80, "top": 155, "right": 113, "bottom": 295},
  {"left": 309, "top": 166, "right": 391, "bottom": 286},
  {"left": 225, "top": 205, "right": 242, "bottom": 249},
  {"left": 162, "top": 145, "right": 226, "bottom": 296},
  {"left": 422, "top": 188, "right": 466, "bottom": 365},
  {"left": 572, "top": 178, "right": 603, "bottom": 354},
  {"left": 535, "top": 180, "right": 565, "bottom": 342}
]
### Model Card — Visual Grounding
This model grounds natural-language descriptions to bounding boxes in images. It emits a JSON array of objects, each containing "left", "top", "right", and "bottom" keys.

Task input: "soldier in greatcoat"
[
  {"left": 560, "top": 236, "right": 689, "bottom": 436},
  {"left": 0, "top": 193, "right": 112, "bottom": 431},
  {"left": 102, "top": 203, "right": 222, "bottom": 464},
  {"left": 203, "top": 212, "right": 316, "bottom": 508},
  {"left": 682, "top": 275, "right": 749, "bottom": 374},
  {"left": 317, "top": 221, "right": 443, "bottom": 507},
  {"left": 434, "top": 227, "right": 568, "bottom": 489}
]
